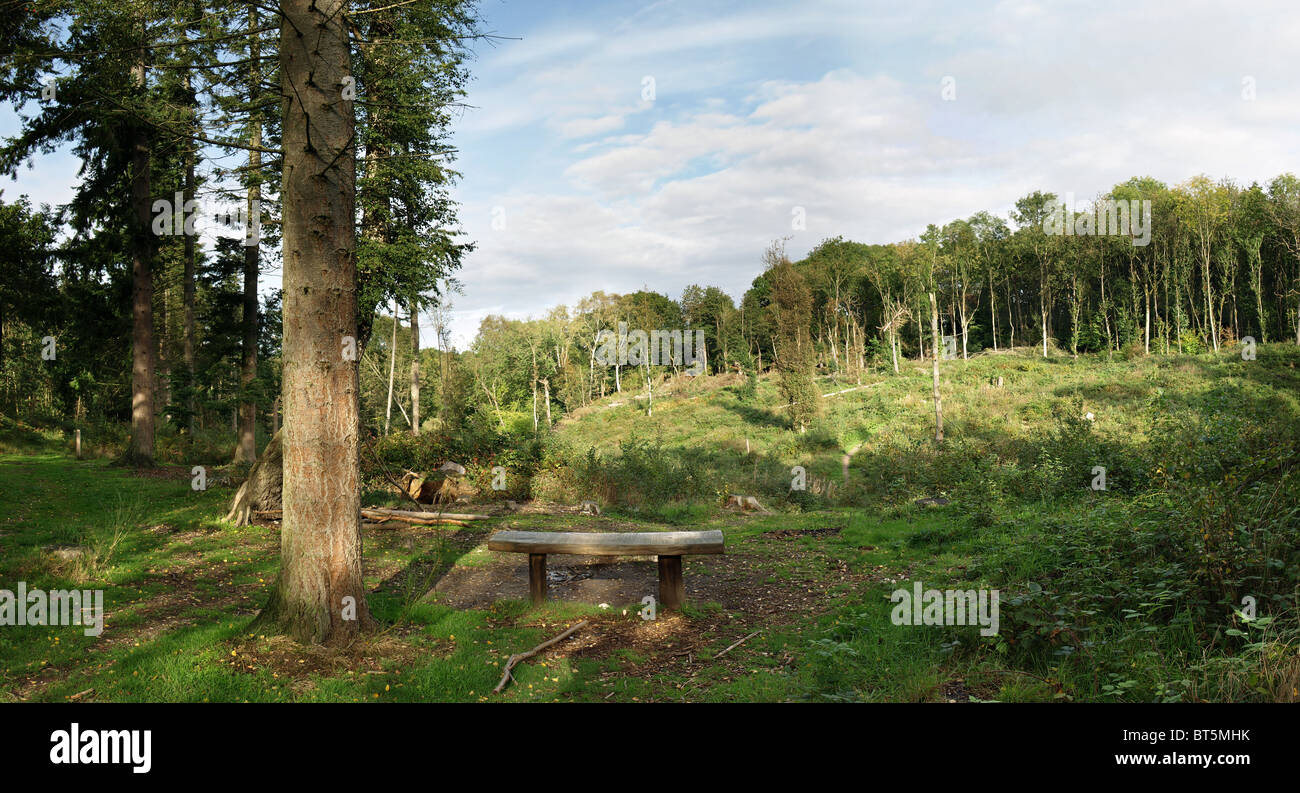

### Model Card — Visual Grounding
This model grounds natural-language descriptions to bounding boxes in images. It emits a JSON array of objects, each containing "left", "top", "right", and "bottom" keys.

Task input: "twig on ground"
[
  {"left": 493, "top": 620, "right": 589, "bottom": 694},
  {"left": 714, "top": 631, "right": 760, "bottom": 659}
]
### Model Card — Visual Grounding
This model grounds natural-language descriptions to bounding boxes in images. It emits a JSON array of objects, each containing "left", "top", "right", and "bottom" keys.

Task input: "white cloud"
[{"left": 552, "top": 113, "right": 628, "bottom": 139}]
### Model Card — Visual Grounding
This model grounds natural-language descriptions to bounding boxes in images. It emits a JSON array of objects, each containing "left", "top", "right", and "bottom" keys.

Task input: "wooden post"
[
  {"left": 658, "top": 555, "right": 683, "bottom": 610},
  {"left": 529, "top": 553, "right": 547, "bottom": 606},
  {"left": 74, "top": 429, "right": 81, "bottom": 459}
]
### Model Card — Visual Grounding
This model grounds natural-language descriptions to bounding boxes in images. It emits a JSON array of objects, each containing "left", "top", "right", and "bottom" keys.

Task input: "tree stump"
[
  {"left": 401, "top": 470, "right": 478, "bottom": 505},
  {"left": 225, "top": 430, "right": 283, "bottom": 526},
  {"left": 725, "top": 495, "right": 771, "bottom": 514}
]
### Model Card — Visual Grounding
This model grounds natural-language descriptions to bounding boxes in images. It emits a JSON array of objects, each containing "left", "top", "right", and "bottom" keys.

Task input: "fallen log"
[
  {"left": 360, "top": 510, "right": 468, "bottom": 527},
  {"left": 493, "top": 620, "right": 588, "bottom": 694},
  {"left": 362, "top": 507, "right": 492, "bottom": 521},
  {"left": 362, "top": 519, "right": 467, "bottom": 530}
]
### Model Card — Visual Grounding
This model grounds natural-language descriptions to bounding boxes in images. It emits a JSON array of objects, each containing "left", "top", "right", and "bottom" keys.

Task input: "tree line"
[{"left": 423, "top": 173, "right": 1300, "bottom": 437}]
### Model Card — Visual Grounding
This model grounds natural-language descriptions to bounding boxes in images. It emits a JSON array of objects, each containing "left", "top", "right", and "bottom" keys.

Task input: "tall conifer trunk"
[{"left": 258, "top": 0, "right": 373, "bottom": 644}]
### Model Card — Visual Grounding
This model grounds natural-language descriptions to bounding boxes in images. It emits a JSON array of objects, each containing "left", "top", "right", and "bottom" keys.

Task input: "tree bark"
[
  {"left": 256, "top": 0, "right": 373, "bottom": 644},
  {"left": 182, "top": 74, "right": 198, "bottom": 435},
  {"left": 236, "top": 10, "right": 261, "bottom": 464},
  {"left": 127, "top": 55, "right": 156, "bottom": 465},
  {"left": 409, "top": 296, "right": 420, "bottom": 434}
]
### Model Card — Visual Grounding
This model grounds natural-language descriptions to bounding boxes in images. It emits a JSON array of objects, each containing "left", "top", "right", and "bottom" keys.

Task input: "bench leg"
[
  {"left": 658, "top": 555, "right": 683, "bottom": 610},
  {"left": 529, "top": 553, "right": 547, "bottom": 606}
]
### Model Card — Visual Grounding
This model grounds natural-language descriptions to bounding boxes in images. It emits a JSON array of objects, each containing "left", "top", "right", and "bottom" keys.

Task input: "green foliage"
[
  {"left": 768, "top": 253, "right": 820, "bottom": 431},
  {"left": 1178, "top": 329, "right": 1207, "bottom": 354},
  {"left": 539, "top": 436, "right": 714, "bottom": 508}
]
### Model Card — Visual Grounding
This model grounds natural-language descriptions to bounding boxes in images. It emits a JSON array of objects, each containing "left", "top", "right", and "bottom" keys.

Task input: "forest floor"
[
  {"left": 3, "top": 345, "right": 1298, "bottom": 702},
  {"left": 0, "top": 454, "right": 1032, "bottom": 702}
]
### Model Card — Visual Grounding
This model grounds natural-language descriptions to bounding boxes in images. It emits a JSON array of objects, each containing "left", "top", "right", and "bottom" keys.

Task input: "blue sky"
[{"left": 4, "top": 0, "right": 1299, "bottom": 346}]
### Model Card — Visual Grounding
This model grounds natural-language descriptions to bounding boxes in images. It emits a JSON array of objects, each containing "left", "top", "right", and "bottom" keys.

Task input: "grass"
[{"left": 2, "top": 343, "right": 1298, "bottom": 702}]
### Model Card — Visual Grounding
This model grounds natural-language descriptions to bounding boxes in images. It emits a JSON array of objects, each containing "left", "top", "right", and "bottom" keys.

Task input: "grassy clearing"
[{"left": 2, "top": 345, "right": 1298, "bottom": 701}]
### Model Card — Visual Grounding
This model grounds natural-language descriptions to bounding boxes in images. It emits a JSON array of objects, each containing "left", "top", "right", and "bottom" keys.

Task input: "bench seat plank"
[{"left": 488, "top": 530, "right": 724, "bottom": 557}]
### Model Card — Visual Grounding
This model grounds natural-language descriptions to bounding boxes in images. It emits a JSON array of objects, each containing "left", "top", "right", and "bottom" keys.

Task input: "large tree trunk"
[
  {"left": 236, "top": 13, "right": 262, "bottom": 464},
  {"left": 256, "top": 0, "right": 373, "bottom": 644},
  {"left": 236, "top": 218, "right": 259, "bottom": 461},
  {"left": 127, "top": 57, "right": 156, "bottom": 465},
  {"left": 929, "top": 291, "right": 943, "bottom": 443},
  {"left": 182, "top": 75, "right": 198, "bottom": 434}
]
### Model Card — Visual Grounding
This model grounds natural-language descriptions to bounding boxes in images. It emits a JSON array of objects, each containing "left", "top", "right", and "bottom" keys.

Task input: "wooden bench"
[{"left": 487, "top": 530, "right": 725, "bottom": 610}]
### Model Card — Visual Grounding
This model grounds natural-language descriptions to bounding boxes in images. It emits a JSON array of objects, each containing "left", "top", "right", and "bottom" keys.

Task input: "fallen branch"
[
  {"left": 714, "top": 631, "right": 759, "bottom": 659},
  {"left": 493, "top": 620, "right": 589, "bottom": 694},
  {"left": 820, "top": 381, "right": 883, "bottom": 399}
]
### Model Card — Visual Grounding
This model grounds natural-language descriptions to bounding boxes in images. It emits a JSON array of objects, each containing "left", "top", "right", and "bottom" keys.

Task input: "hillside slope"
[{"left": 536, "top": 343, "right": 1300, "bottom": 511}]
